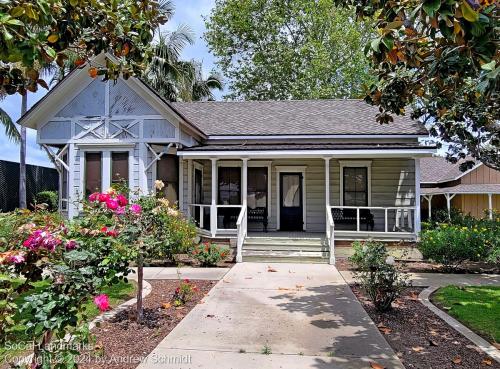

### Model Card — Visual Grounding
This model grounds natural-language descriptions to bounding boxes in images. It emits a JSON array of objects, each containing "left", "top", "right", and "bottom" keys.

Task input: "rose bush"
[{"left": 191, "top": 242, "right": 229, "bottom": 267}]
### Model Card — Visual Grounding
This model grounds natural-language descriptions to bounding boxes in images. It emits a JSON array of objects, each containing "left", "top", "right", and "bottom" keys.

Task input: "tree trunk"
[
  {"left": 136, "top": 253, "right": 144, "bottom": 323},
  {"left": 19, "top": 93, "right": 27, "bottom": 209}
]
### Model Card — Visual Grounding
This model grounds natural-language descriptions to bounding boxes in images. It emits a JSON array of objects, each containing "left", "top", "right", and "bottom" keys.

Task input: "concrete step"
[
  {"left": 244, "top": 237, "right": 324, "bottom": 246},
  {"left": 243, "top": 244, "right": 327, "bottom": 252},
  {"left": 242, "top": 254, "right": 329, "bottom": 264}
]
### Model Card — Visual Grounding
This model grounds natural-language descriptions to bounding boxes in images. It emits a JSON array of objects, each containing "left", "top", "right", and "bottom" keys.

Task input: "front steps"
[{"left": 242, "top": 236, "right": 329, "bottom": 263}]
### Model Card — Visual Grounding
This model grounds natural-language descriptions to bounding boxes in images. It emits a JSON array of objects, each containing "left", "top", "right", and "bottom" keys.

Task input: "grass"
[
  {"left": 0, "top": 280, "right": 136, "bottom": 361},
  {"left": 433, "top": 285, "right": 500, "bottom": 343}
]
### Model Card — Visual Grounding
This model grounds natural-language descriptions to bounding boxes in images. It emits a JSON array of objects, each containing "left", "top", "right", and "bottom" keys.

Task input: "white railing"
[
  {"left": 326, "top": 206, "right": 335, "bottom": 265},
  {"left": 188, "top": 204, "right": 211, "bottom": 230},
  {"left": 329, "top": 206, "right": 416, "bottom": 233},
  {"left": 236, "top": 206, "right": 247, "bottom": 263},
  {"left": 216, "top": 205, "right": 243, "bottom": 231}
]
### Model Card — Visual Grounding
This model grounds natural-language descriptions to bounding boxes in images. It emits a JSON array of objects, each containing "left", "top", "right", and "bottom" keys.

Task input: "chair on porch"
[
  {"left": 247, "top": 206, "right": 268, "bottom": 232},
  {"left": 331, "top": 208, "right": 375, "bottom": 231}
]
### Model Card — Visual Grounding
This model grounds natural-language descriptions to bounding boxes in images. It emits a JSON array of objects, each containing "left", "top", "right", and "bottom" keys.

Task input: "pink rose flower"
[
  {"left": 130, "top": 204, "right": 142, "bottom": 214},
  {"left": 115, "top": 206, "right": 125, "bottom": 215},
  {"left": 106, "top": 198, "right": 119, "bottom": 210},
  {"left": 93, "top": 294, "right": 110, "bottom": 312},
  {"left": 65, "top": 240, "right": 78, "bottom": 250},
  {"left": 8, "top": 253, "right": 25, "bottom": 264},
  {"left": 116, "top": 194, "right": 128, "bottom": 207},
  {"left": 88, "top": 192, "right": 99, "bottom": 202},
  {"left": 98, "top": 193, "right": 110, "bottom": 202}
]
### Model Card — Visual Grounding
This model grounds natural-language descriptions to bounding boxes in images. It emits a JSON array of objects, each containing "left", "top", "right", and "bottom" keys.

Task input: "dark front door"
[{"left": 280, "top": 173, "right": 303, "bottom": 231}]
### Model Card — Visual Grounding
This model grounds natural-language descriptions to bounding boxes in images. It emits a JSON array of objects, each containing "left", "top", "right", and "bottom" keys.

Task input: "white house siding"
[
  {"left": 182, "top": 158, "right": 416, "bottom": 234},
  {"left": 36, "top": 77, "right": 197, "bottom": 217}
]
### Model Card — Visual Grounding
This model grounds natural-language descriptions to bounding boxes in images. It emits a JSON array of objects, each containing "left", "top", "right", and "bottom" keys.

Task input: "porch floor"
[{"left": 247, "top": 231, "right": 324, "bottom": 239}]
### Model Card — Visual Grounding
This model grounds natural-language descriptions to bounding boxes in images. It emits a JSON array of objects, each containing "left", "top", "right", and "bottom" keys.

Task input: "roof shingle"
[{"left": 172, "top": 99, "right": 427, "bottom": 136}]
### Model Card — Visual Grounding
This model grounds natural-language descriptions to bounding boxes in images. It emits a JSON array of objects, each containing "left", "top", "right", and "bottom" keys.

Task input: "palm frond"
[{"left": 0, "top": 107, "right": 20, "bottom": 143}]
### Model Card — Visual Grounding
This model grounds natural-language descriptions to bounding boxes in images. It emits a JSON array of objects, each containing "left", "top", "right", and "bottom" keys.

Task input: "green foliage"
[
  {"left": 204, "top": 0, "right": 374, "bottom": 100},
  {"left": 335, "top": 0, "right": 499, "bottom": 169},
  {"left": 191, "top": 242, "right": 229, "bottom": 267},
  {"left": 172, "top": 278, "right": 198, "bottom": 307},
  {"left": 0, "top": 274, "right": 25, "bottom": 344},
  {"left": 419, "top": 213, "right": 499, "bottom": 270},
  {"left": 433, "top": 285, "right": 500, "bottom": 343},
  {"left": 35, "top": 190, "right": 58, "bottom": 211},
  {"left": 349, "top": 240, "right": 409, "bottom": 312},
  {"left": 0, "top": 0, "right": 171, "bottom": 96}
]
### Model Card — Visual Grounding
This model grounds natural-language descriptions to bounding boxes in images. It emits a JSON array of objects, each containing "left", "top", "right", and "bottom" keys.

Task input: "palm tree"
[
  {"left": 144, "top": 26, "right": 223, "bottom": 102},
  {"left": 0, "top": 105, "right": 20, "bottom": 143}
]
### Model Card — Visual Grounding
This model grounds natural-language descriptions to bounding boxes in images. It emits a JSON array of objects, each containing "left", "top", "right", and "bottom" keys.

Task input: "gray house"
[{"left": 19, "top": 55, "right": 435, "bottom": 263}]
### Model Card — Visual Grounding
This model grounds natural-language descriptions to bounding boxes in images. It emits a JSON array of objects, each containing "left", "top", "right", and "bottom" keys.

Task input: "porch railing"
[
  {"left": 189, "top": 204, "right": 245, "bottom": 236},
  {"left": 236, "top": 206, "right": 247, "bottom": 263},
  {"left": 326, "top": 206, "right": 335, "bottom": 264},
  {"left": 329, "top": 206, "right": 416, "bottom": 233},
  {"left": 188, "top": 204, "right": 211, "bottom": 231}
]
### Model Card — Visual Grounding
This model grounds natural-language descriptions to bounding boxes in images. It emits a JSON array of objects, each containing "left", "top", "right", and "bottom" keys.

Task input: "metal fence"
[{"left": 0, "top": 160, "right": 59, "bottom": 212}]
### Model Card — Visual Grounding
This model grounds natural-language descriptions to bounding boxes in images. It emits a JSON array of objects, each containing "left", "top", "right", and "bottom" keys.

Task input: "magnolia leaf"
[
  {"left": 422, "top": 0, "right": 440, "bottom": 18},
  {"left": 370, "top": 362, "right": 385, "bottom": 369},
  {"left": 47, "top": 34, "right": 59, "bottom": 43},
  {"left": 10, "top": 6, "right": 25, "bottom": 17},
  {"left": 452, "top": 356, "right": 462, "bottom": 364},
  {"left": 481, "top": 60, "right": 496, "bottom": 71},
  {"left": 371, "top": 38, "right": 381, "bottom": 52},
  {"left": 460, "top": 1, "right": 479, "bottom": 22},
  {"left": 37, "top": 79, "right": 49, "bottom": 90}
]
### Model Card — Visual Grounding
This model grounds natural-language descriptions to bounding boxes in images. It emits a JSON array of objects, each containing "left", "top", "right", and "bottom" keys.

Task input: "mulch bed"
[
  {"left": 351, "top": 285, "right": 499, "bottom": 369},
  {"left": 79, "top": 279, "right": 216, "bottom": 369},
  {"left": 337, "top": 258, "right": 499, "bottom": 274}
]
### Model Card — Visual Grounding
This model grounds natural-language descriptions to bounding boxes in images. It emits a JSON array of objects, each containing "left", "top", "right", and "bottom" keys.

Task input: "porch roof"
[
  {"left": 178, "top": 142, "right": 436, "bottom": 158},
  {"left": 421, "top": 184, "right": 500, "bottom": 196}
]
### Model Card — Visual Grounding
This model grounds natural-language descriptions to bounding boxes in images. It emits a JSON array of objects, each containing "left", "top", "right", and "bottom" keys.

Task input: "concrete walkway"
[
  {"left": 131, "top": 266, "right": 231, "bottom": 281},
  {"left": 340, "top": 270, "right": 500, "bottom": 287},
  {"left": 137, "top": 263, "right": 403, "bottom": 369}
]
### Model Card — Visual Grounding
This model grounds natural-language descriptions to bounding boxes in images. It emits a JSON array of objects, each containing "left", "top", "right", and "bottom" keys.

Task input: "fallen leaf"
[
  {"left": 412, "top": 346, "right": 424, "bottom": 352},
  {"left": 161, "top": 302, "right": 172, "bottom": 309},
  {"left": 409, "top": 291, "right": 419, "bottom": 301},
  {"left": 482, "top": 358, "right": 492, "bottom": 366},
  {"left": 429, "top": 339, "right": 439, "bottom": 347},
  {"left": 206, "top": 314, "right": 215, "bottom": 318},
  {"left": 452, "top": 356, "right": 462, "bottom": 364},
  {"left": 175, "top": 306, "right": 184, "bottom": 310},
  {"left": 267, "top": 267, "right": 278, "bottom": 272},
  {"left": 370, "top": 362, "right": 385, "bottom": 369},
  {"left": 377, "top": 323, "right": 392, "bottom": 335}
]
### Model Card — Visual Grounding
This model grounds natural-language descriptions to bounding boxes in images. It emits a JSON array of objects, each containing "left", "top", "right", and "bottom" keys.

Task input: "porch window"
[
  {"left": 111, "top": 152, "right": 129, "bottom": 186},
  {"left": 157, "top": 154, "right": 179, "bottom": 205},
  {"left": 343, "top": 167, "right": 368, "bottom": 206},
  {"left": 85, "top": 152, "right": 102, "bottom": 196},
  {"left": 218, "top": 167, "right": 241, "bottom": 205}
]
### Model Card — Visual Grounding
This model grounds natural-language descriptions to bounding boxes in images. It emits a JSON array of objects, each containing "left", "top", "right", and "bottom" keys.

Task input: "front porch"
[{"left": 178, "top": 153, "right": 424, "bottom": 264}]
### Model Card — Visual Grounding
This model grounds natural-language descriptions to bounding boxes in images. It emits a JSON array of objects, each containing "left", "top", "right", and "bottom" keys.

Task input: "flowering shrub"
[
  {"left": 349, "top": 241, "right": 409, "bottom": 312},
  {"left": 419, "top": 222, "right": 498, "bottom": 271},
  {"left": 191, "top": 242, "right": 229, "bottom": 267},
  {"left": 172, "top": 279, "right": 198, "bottom": 306}
]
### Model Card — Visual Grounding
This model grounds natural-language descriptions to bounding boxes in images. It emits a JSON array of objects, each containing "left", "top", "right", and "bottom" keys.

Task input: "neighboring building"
[
  {"left": 18, "top": 54, "right": 435, "bottom": 263},
  {"left": 420, "top": 156, "right": 500, "bottom": 220}
]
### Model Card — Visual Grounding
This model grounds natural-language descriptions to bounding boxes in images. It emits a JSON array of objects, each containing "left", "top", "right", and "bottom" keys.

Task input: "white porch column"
[
  {"left": 414, "top": 158, "right": 421, "bottom": 234},
  {"left": 242, "top": 158, "right": 248, "bottom": 209},
  {"left": 210, "top": 158, "right": 218, "bottom": 237},
  {"left": 67, "top": 143, "right": 77, "bottom": 219},
  {"left": 187, "top": 159, "right": 193, "bottom": 217},
  {"left": 324, "top": 158, "right": 331, "bottom": 208},
  {"left": 102, "top": 151, "right": 111, "bottom": 191},
  {"left": 488, "top": 193, "right": 493, "bottom": 220},
  {"left": 426, "top": 195, "right": 433, "bottom": 221},
  {"left": 178, "top": 159, "right": 184, "bottom": 211},
  {"left": 445, "top": 193, "right": 456, "bottom": 220},
  {"left": 138, "top": 143, "right": 148, "bottom": 195}
]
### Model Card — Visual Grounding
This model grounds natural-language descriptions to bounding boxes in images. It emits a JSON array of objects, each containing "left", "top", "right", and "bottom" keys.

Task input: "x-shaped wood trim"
[
  {"left": 108, "top": 119, "right": 140, "bottom": 139},
  {"left": 42, "top": 144, "right": 69, "bottom": 172},
  {"left": 74, "top": 119, "right": 106, "bottom": 139}
]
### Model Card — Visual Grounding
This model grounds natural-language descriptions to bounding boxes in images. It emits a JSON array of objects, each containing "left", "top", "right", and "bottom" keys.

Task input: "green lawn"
[
  {"left": 0, "top": 280, "right": 135, "bottom": 362},
  {"left": 433, "top": 285, "right": 500, "bottom": 343}
]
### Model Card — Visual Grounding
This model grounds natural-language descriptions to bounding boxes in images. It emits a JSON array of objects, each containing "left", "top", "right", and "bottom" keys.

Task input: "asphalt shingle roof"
[
  {"left": 421, "top": 184, "right": 500, "bottom": 195},
  {"left": 172, "top": 100, "right": 428, "bottom": 136},
  {"left": 420, "top": 156, "right": 478, "bottom": 183}
]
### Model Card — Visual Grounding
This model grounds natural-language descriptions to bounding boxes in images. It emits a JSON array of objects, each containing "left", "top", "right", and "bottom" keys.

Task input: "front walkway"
[{"left": 137, "top": 263, "right": 403, "bottom": 369}]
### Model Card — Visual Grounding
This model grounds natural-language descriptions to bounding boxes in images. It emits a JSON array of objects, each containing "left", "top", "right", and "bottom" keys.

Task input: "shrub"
[
  {"left": 419, "top": 223, "right": 497, "bottom": 271},
  {"left": 191, "top": 242, "right": 229, "bottom": 267},
  {"left": 349, "top": 240, "right": 409, "bottom": 312},
  {"left": 35, "top": 190, "right": 58, "bottom": 211},
  {"left": 172, "top": 278, "right": 198, "bottom": 306}
]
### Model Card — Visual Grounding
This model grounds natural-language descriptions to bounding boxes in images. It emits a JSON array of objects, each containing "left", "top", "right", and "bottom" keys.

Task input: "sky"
[{"left": 0, "top": 0, "right": 217, "bottom": 168}]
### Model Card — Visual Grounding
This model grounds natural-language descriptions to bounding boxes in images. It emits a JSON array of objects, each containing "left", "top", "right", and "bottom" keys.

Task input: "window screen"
[
  {"left": 218, "top": 167, "right": 241, "bottom": 205},
  {"left": 85, "top": 152, "right": 102, "bottom": 196},
  {"left": 111, "top": 152, "right": 129, "bottom": 185},
  {"left": 157, "top": 154, "right": 179, "bottom": 204},
  {"left": 343, "top": 167, "right": 368, "bottom": 206}
]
